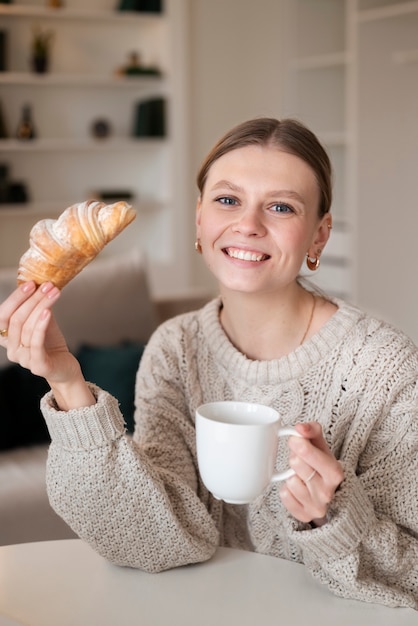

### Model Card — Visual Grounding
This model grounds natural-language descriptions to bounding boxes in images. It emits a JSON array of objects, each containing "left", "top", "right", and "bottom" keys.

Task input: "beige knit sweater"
[{"left": 42, "top": 298, "right": 418, "bottom": 609}]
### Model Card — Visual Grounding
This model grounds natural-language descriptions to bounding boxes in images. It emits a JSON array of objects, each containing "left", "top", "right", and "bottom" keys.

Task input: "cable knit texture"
[{"left": 42, "top": 297, "right": 418, "bottom": 609}]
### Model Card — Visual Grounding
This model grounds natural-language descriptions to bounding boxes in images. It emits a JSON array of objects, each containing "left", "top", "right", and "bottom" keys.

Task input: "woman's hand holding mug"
[{"left": 195, "top": 401, "right": 344, "bottom": 525}]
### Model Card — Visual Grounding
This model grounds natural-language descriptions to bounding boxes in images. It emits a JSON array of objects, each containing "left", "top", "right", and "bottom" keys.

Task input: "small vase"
[{"left": 32, "top": 55, "right": 49, "bottom": 74}]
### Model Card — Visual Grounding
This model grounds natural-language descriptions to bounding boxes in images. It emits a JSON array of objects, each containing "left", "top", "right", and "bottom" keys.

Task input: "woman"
[{"left": 1, "top": 118, "right": 417, "bottom": 609}]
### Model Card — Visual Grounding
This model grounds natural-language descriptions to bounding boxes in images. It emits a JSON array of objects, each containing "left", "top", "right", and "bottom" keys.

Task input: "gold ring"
[
  {"left": 0, "top": 328, "right": 8, "bottom": 338},
  {"left": 305, "top": 470, "right": 316, "bottom": 484}
]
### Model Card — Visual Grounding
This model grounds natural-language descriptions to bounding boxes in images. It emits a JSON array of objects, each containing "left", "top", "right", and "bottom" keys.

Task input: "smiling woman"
[
  {"left": 1, "top": 117, "right": 418, "bottom": 610},
  {"left": 194, "top": 119, "right": 334, "bottom": 361},
  {"left": 195, "top": 143, "right": 330, "bottom": 318}
]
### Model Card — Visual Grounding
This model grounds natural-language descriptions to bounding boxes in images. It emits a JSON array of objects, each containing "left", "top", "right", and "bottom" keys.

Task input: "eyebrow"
[
  {"left": 210, "top": 180, "right": 305, "bottom": 204},
  {"left": 210, "top": 180, "right": 244, "bottom": 193}
]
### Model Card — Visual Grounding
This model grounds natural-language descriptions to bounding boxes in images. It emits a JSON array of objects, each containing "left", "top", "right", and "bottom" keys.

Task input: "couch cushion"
[
  {"left": 0, "top": 339, "right": 145, "bottom": 450},
  {"left": 0, "top": 364, "right": 50, "bottom": 451},
  {"left": 76, "top": 341, "right": 146, "bottom": 433},
  {"left": 53, "top": 249, "right": 157, "bottom": 352}
]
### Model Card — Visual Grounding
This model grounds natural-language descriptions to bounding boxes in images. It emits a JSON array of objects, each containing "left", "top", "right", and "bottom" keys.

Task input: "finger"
[
  {"left": 281, "top": 474, "right": 329, "bottom": 523},
  {"left": 289, "top": 453, "right": 318, "bottom": 485},
  {"left": 294, "top": 422, "right": 329, "bottom": 453},
  {"left": 288, "top": 435, "right": 344, "bottom": 491},
  {"left": 0, "top": 282, "right": 37, "bottom": 341},
  {"left": 18, "top": 308, "right": 53, "bottom": 374},
  {"left": 279, "top": 481, "right": 318, "bottom": 524},
  {"left": 6, "top": 283, "right": 60, "bottom": 359},
  {"left": 289, "top": 423, "right": 334, "bottom": 466},
  {"left": 29, "top": 307, "right": 52, "bottom": 355},
  {"left": 18, "top": 284, "right": 60, "bottom": 348}
]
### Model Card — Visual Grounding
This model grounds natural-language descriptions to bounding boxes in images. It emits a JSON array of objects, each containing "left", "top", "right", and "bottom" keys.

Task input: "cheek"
[
  {"left": 280, "top": 224, "right": 310, "bottom": 250},
  {"left": 199, "top": 213, "right": 224, "bottom": 244}
]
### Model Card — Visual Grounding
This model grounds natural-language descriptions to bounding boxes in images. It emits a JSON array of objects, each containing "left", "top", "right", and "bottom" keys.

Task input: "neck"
[{"left": 219, "top": 284, "right": 315, "bottom": 360}]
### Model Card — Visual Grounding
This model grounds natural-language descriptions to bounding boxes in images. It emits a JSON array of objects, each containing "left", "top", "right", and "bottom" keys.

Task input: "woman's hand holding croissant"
[{"left": 0, "top": 281, "right": 95, "bottom": 410}]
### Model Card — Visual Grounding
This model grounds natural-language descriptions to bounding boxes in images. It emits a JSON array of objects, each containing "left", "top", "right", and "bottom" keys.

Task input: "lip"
[{"left": 222, "top": 246, "right": 271, "bottom": 262}]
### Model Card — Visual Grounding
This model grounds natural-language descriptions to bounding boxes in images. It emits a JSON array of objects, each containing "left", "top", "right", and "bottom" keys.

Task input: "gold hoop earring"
[
  {"left": 306, "top": 254, "right": 320, "bottom": 271},
  {"left": 195, "top": 240, "right": 202, "bottom": 254}
]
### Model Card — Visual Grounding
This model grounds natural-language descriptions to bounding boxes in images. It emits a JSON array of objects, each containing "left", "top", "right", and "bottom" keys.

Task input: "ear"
[{"left": 308, "top": 214, "right": 332, "bottom": 259}]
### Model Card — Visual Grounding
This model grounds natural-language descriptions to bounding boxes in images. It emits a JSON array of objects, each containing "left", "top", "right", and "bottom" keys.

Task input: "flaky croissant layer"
[{"left": 17, "top": 200, "right": 136, "bottom": 289}]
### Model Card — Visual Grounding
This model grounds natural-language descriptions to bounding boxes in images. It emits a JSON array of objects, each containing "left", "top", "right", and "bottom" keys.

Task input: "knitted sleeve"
[
  {"left": 284, "top": 354, "right": 418, "bottom": 609},
  {"left": 42, "top": 319, "right": 221, "bottom": 573}
]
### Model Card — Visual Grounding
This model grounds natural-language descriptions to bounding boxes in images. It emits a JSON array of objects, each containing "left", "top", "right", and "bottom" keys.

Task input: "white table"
[{"left": 0, "top": 540, "right": 416, "bottom": 626}]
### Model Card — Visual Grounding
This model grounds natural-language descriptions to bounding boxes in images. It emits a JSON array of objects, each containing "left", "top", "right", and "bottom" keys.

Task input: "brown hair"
[{"left": 196, "top": 118, "right": 332, "bottom": 218}]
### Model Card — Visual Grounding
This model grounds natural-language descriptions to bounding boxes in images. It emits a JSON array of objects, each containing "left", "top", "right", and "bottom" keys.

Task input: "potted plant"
[{"left": 30, "top": 25, "right": 54, "bottom": 74}]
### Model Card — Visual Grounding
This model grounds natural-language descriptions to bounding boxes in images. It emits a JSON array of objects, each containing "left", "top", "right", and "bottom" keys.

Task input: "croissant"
[{"left": 17, "top": 199, "right": 136, "bottom": 289}]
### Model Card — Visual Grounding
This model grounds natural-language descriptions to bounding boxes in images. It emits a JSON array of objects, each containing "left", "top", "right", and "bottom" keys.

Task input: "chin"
[{"left": 220, "top": 280, "right": 268, "bottom": 295}]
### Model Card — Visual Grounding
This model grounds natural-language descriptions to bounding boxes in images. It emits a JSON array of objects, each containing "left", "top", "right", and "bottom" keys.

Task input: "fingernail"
[
  {"left": 21, "top": 281, "right": 36, "bottom": 293},
  {"left": 41, "top": 282, "right": 54, "bottom": 293},
  {"left": 47, "top": 286, "right": 60, "bottom": 299}
]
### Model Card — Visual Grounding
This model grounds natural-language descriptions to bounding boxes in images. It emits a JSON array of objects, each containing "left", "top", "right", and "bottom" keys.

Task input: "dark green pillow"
[
  {"left": 76, "top": 342, "right": 146, "bottom": 433},
  {"left": 0, "top": 364, "right": 50, "bottom": 450}
]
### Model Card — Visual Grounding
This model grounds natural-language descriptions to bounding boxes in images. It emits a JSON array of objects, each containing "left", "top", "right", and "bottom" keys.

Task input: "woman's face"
[{"left": 196, "top": 144, "right": 331, "bottom": 296}]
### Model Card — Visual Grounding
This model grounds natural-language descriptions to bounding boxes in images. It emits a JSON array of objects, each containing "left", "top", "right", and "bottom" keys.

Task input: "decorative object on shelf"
[
  {"left": 0, "top": 164, "right": 8, "bottom": 203},
  {"left": 0, "top": 164, "right": 29, "bottom": 205},
  {"left": 91, "top": 118, "right": 112, "bottom": 139},
  {"left": 0, "top": 100, "right": 8, "bottom": 138},
  {"left": 117, "top": 0, "right": 138, "bottom": 10},
  {"left": 16, "top": 104, "right": 36, "bottom": 140},
  {"left": 0, "top": 31, "right": 6, "bottom": 72},
  {"left": 117, "top": 0, "right": 162, "bottom": 13},
  {"left": 115, "top": 51, "right": 161, "bottom": 77},
  {"left": 8, "top": 182, "right": 29, "bottom": 204},
  {"left": 133, "top": 97, "right": 165, "bottom": 137},
  {"left": 30, "top": 24, "right": 54, "bottom": 74},
  {"left": 47, "top": 0, "right": 64, "bottom": 7},
  {"left": 91, "top": 190, "right": 135, "bottom": 203}
]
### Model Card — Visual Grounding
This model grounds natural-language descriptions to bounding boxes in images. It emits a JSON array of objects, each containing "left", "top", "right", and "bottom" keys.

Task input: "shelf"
[
  {"left": 0, "top": 137, "right": 165, "bottom": 152},
  {"left": 358, "top": 1, "right": 418, "bottom": 22},
  {"left": 0, "top": 5, "right": 162, "bottom": 23},
  {"left": 0, "top": 0, "right": 192, "bottom": 297},
  {"left": 0, "top": 199, "right": 164, "bottom": 217},
  {"left": 290, "top": 52, "right": 349, "bottom": 71},
  {"left": 0, "top": 72, "right": 165, "bottom": 88}
]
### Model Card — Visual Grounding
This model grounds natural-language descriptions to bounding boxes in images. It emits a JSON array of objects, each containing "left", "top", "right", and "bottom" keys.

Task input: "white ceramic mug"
[{"left": 195, "top": 401, "right": 301, "bottom": 504}]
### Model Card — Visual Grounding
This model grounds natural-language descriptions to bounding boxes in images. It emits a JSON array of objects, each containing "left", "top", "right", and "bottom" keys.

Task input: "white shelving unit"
[
  {"left": 0, "top": 0, "right": 192, "bottom": 298},
  {"left": 282, "top": 0, "right": 418, "bottom": 341},
  {"left": 0, "top": 4, "right": 163, "bottom": 20},
  {"left": 352, "top": 0, "right": 418, "bottom": 342},
  {"left": 0, "top": 72, "right": 166, "bottom": 86},
  {"left": 282, "top": 0, "right": 352, "bottom": 299}
]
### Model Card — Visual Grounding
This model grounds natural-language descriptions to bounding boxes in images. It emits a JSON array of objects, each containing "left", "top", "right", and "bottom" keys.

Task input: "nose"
[{"left": 231, "top": 205, "right": 266, "bottom": 237}]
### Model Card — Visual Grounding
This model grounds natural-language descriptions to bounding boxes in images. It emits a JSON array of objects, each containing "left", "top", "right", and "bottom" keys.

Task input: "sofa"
[{"left": 0, "top": 250, "right": 210, "bottom": 546}]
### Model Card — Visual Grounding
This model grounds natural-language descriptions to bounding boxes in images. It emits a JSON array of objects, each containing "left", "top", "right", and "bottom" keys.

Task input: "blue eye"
[
  {"left": 217, "top": 196, "right": 238, "bottom": 206},
  {"left": 271, "top": 203, "right": 293, "bottom": 214}
]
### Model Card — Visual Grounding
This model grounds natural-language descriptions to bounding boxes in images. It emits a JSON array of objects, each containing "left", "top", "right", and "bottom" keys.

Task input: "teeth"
[{"left": 227, "top": 248, "right": 266, "bottom": 262}]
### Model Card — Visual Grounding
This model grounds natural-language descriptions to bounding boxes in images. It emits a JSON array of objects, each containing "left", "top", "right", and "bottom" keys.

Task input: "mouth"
[{"left": 223, "top": 247, "right": 270, "bottom": 262}]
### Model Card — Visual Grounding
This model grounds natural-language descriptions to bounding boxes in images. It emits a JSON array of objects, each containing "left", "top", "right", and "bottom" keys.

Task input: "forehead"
[{"left": 206, "top": 145, "right": 318, "bottom": 194}]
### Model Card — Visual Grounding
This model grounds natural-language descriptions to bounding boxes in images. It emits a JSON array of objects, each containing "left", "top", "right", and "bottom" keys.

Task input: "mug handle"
[{"left": 271, "top": 426, "right": 302, "bottom": 482}]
